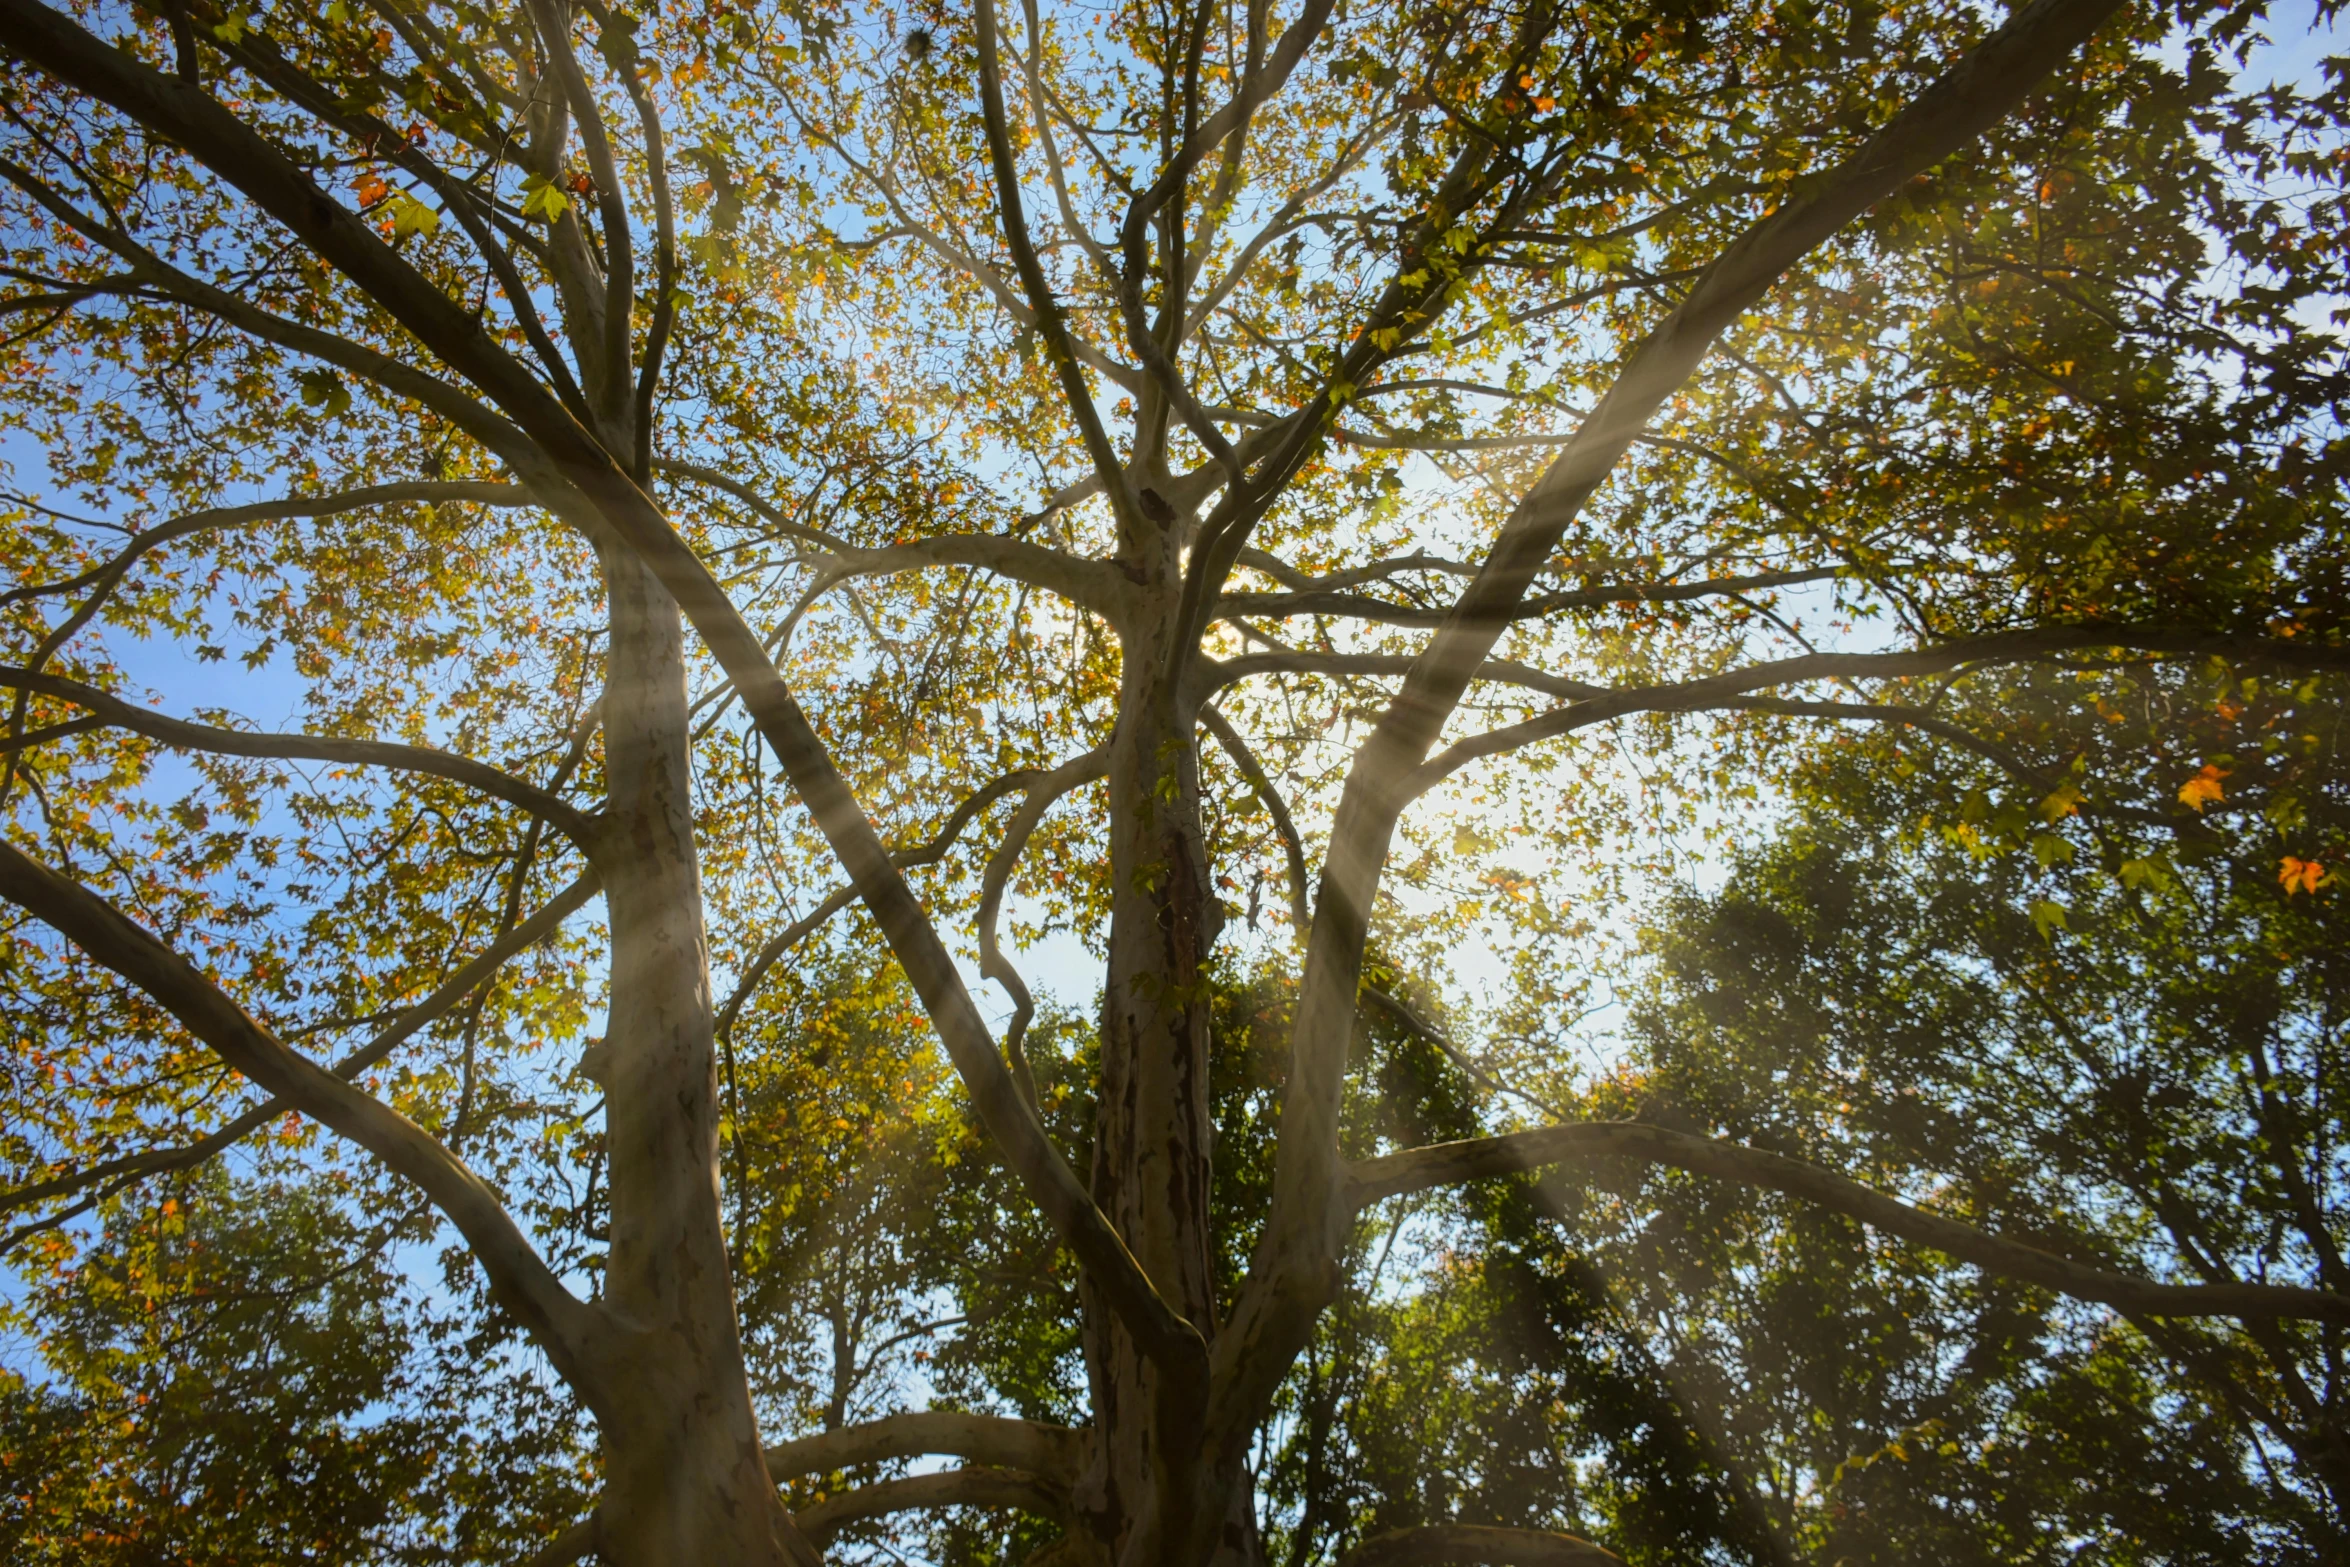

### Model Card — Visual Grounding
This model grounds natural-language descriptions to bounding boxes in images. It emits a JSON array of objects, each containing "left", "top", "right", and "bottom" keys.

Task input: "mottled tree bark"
[{"left": 592, "top": 544, "right": 816, "bottom": 1566}]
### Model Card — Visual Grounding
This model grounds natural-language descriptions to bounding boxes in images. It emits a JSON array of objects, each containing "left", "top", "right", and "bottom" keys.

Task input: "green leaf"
[
  {"left": 520, "top": 174, "right": 571, "bottom": 223},
  {"left": 296, "top": 368, "right": 352, "bottom": 419},
  {"left": 387, "top": 193, "right": 440, "bottom": 238}
]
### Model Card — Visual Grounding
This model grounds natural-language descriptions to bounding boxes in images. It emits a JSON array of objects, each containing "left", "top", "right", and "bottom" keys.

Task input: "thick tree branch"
[
  {"left": 978, "top": 746, "right": 1109, "bottom": 1104},
  {"left": 1336, "top": 1525, "right": 1623, "bottom": 1567},
  {"left": 972, "top": 0, "right": 1144, "bottom": 542},
  {"left": 1347, "top": 1120, "right": 2350, "bottom": 1326},
  {"left": 0, "top": 841, "right": 614, "bottom": 1395},
  {"left": 524, "top": 0, "right": 633, "bottom": 424},
  {"left": 0, "top": 668, "right": 601, "bottom": 853},
  {"left": 825, "top": 536, "right": 1135, "bottom": 626},
  {"left": 766, "top": 1410, "right": 1086, "bottom": 1485},
  {"left": 0, "top": 715, "right": 98, "bottom": 754},
  {"left": 792, "top": 1466, "right": 1066, "bottom": 1546},
  {"left": 1117, "top": 0, "right": 1338, "bottom": 277},
  {"left": 0, "top": 868, "right": 599, "bottom": 1222},
  {"left": 1223, "top": 0, "right": 2137, "bottom": 1451},
  {"left": 1216, "top": 566, "right": 1840, "bottom": 627},
  {"left": 665, "top": 466, "right": 1132, "bottom": 622},
  {"left": 522, "top": 1514, "right": 602, "bottom": 1567},
  {"left": 0, "top": 0, "right": 608, "bottom": 458},
  {"left": 1229, "top": 545, "right": 1478, "bottom": 594},
  {"left": 0, "top": 0, "right": 1204, "bottom": 1383},
  {"left": 0, "top": 481, "right": 526, "bottom": 611},
  {"left": 1207, "top": 650, "right": 1599, "bottom": 703},
  {"left": 1399, "top": 627, "right": 2350, "bottom": 801},
  {"left": 0, "top": 153, "right": 534, "bottom": 466},
  {"left": 715, "top": 767, "right": 1044, "bottom": 1042}
]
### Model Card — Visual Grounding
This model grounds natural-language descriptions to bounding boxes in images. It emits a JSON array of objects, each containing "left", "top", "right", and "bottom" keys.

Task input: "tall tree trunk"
[
  {"left": 591, "top": 543, "right": 816, "bottom": 1566},
  {"left": 1078, "top": 567, "right": 1263, "bottom": 1567}
]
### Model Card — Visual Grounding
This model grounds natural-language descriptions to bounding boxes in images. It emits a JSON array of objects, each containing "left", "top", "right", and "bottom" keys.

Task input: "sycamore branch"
[
  {"left": 1116, "top": 0, "right": 1338, "bottom": 282},
  {"left": 663, "top": 459, "right": 1133, "bottom": 625},
  {"left": 978, "top": 746, "right": 1109, "bottom": 1106},
  {"left": 1336, "top": 1526, "right": 1623, "bottom": 1567},
  {"left": 1399, "top": 627, "right": 2350, "bottom": 802},
  {"left": 0, "top": 716, "right": 98, "bottom": 754},
  {"left": 792, "top": 1466, "right": 1067, "bottom": 1548},
  {"left": 766, "top": 1411, "right": 1086, "bottom": 1485},
  {"left": 1208, "top": 650, "right": 1599, "bottom": 703},
  {"left": 0, "top": 668, "right": 601, "bottom": 853},
  {"left": 189, "top": 21, "right": 594, "bottom": 422},
  {"left": 0, "top": 868, "right": 599, "bottom": 1224},
  {"left": 1360, "top": 982, "right": 1567, "bottom": 1123},
  {"left": 0, "top": 481, "right": 527, "bottom": 612},
  {"left": 824, "top": 536, "right": 1134, "bottom": 626},
  {"left": 972, "top": 0, "right": 1144, "bottom": 542},
  {"left": 1221, "top": 0, "right": 2138, "bottom": 1455},
  {"left": 524, "top": 0, "right": 632, "bottom": 425},
  {"left": 716, "top": 767, "right": 1044, "bottom": 1041},
  {"left": 1347, "top": 1120, "right": 2350, "bottom": 1326},
  {"left": 0, "top": 152, "right": 534, "bottom": 468},
  {"left": 0, "top": 0, "right": 1205, "bottom": 1382},
  {"left": 0, "top": 841, "right": 612, "bottom": 1392},
  {"left": 1229, "top": 546, "right": 1479, "bottom": 594},
  {"left": 1199, "top": 704, "right": 1309, "bottom": 933},
  {"left": 522, "top": 1515, "right": 602, "bottom": 1567},
  {"left": 655, "top": 460, "right": 853, "bottom": 551},
  {"left": 1216, "top": 566, "right": 1840, "bottom": 628}
]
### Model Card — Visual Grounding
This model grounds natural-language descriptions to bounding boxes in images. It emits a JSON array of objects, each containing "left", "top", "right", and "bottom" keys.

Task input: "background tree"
[{"left": 0, "top": 0, "right": 2342, "bottom": 1561}]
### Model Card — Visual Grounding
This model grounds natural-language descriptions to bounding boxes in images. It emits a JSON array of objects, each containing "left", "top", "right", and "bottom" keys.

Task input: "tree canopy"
[{"left": 0, "top": 0, "right": 2343, "bottom": 1560}]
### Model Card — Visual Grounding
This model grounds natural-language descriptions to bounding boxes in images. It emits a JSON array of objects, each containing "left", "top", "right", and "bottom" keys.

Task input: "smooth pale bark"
[
  {"left": 589, "top": 544, "right": 814, "bottom": 1566},
  {"left": 1335, "top": 1526, "right": 1623, "bottom": 1567},
  {"left": 766, "top": 1411, "right": 1088, "bottom": 1483},
  {"left": 793, "top": 1466, "right": 1070, "bottom": 1547}
]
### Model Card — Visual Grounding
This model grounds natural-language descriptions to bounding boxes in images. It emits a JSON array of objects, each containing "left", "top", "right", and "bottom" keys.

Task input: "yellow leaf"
[{"left": 2177, "top": 764, "right": 2226, "bottom": 812}]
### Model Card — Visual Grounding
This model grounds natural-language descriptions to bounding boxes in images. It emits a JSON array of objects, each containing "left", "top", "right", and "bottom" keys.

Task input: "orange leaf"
[
  {"left": 2177, "top": 764, "right": 2226, "bottom": 812},
  {"left": 2280, "top": 857, "right": 2330, "bottom": 896}
]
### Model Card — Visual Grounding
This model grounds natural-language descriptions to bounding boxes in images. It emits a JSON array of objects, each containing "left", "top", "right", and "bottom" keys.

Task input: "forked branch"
[
  {"left": 1347, "top": 1120, "right": 2350, "bottom": 1326},
  {"left": 0, "top": 868, "right": 600, "bottom": 1224},
  {"left": 0, "top": 0, "right": 1204, "bottom": 1386},
  {"left": 0, "top": 841, "right": 611, "bottom": 1392},
  {"left": 978, "top": 746, "right": 1109, "bottom": 1097},
  {"left": 1223, "top": 0, "right": 2140, "bottom": 1453},
  {"left": 0, "top": 668, "right": 601, "bottom": 853}
]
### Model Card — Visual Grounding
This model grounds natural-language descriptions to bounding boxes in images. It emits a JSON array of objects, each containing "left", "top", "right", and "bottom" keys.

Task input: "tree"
[
  {"left": 1599, "top": 653, "right": 2350, "bottom": 1560},
  {"left": 0, "top": 0, "right": 2341, "bottom": 1559}
]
